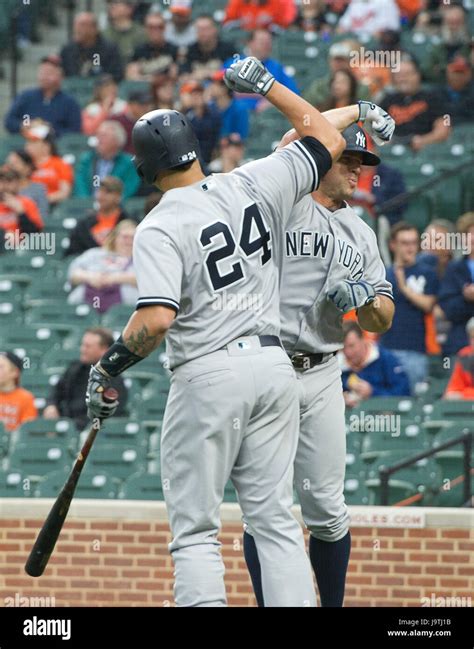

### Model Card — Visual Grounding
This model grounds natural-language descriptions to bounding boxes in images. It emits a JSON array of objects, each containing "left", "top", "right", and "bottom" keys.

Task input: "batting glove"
[
  {"left": 357, "top": 101, "right": 395, "bottom": 146},
  {"left": 224, "top": 57, "right": 275, "bottom": 96},
  {"left": 327, "top": 279, "right": 376, "bottom": 314},
  {"left": 85, "top": 364, "right": 118, "bottom": 420}
]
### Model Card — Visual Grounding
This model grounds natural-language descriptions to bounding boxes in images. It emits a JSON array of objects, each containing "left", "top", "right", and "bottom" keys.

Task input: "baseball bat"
[{"left": 24, "top": 387, "right": 119, "bottom": 578}]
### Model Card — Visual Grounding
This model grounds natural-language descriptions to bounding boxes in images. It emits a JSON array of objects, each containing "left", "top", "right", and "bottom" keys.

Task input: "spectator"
[
  {"left": 23, "top": 122, "right": 73, "bottom": 204},
  {"left": 418, "top": 219, "right": 454, "bottom": 279},
  {"left": 224, "top": 30, "right": 300, "bottom": 111},
  {"left": 304, "top": 41, "right": 370, "bottom": 108},
  {"left": 381, "top": 222, "right": 439, "bottom": 393},
  {"left": 352, "top": 142, "right": 406, "bottom": 226},
  {"left": 82, "top": 75, "right": 128, "bottom": 137},
  {"left": 74, "top": 121, "right": 140, "bottom": 199},
  {"left": 291, "top": 0, "right": 332, "bottom": 34},
  {"left": 103, "top": 0, "right": 145, "bottom": 61},
  {"left": 340, "top": 321, "right": 410, "bottom": 408},
  {"left": 0, "top": 352, "right": 37, "bottom": 433},
  {"left": 181, "top": 81, "right": 221, "bottom": 164},
  {"left": 208, "top": 70, "right": 250, "bottom": 140},
  {"left": 441, "top": 56, "right": 474, "bottom": 126},
  {"left": 337, "top": 0, "right": 401, "bottom": 38},
  {"left": 60, "top": 12, "right": 124, "bottom": 82},
  {"left": 423, "top": 4, "right": 471, "bottom": 82},
  {"left": 43, "top": 328, "right": 127, "bottom": 430},
  {"left": 380, "top": 56, "right": 451, "bottom": 151},
  {"left": 165, "top": 0, "right": 197, "bottom": 48},
  {"left": 223, "top": 0, "right": 297, "bottom": 30},
  {"left": 127, "top": 11, "right": 178, "bottom": 81},
  {"left": 65, "top": 176, "right": 131, "bottom": 257},
  {"left": 6, "top": 150, "right": 49, "bottom": 221},
  {"left": 444, "top": 317, "right": 474, "bottom": 400},
  {"left": 208, "top": 133, "right": 246, "bottom": 173},
  {"left": 67, "top": 219, "right": 138, "bottom": 314},
  {"left": 110, "top": 91, "right": 154, "bottom": 154},
  {"left": 4, "top": 55, "right": 81, "bottom": 137},
  {"left": 0, "top": 166, "right": 44, "bottom": 248},
  {"left": 438, "top": 212, "right": 474, "bottom": 356},
  {"left": 319, "top": 69, "right": 358, "bottom": 111},
  {"left": 151, "top": 76, "right": 176, "bottom": 111},
  {"left": 183, "top": 15, "right": 236, "bottom": 80}
]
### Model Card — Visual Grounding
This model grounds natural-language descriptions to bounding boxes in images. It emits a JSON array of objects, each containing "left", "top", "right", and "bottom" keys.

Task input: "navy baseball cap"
[{"left": 342, "top": 124, "right": 380, "bottom": 166}]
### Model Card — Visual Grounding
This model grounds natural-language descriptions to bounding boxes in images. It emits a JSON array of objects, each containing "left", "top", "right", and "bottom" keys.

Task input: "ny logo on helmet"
[
  {"left": 356, "top": 132, "right": 366, "bottom": 148},
  {"left": 178, "top": 151, "right": 197, "bottom": 163}
]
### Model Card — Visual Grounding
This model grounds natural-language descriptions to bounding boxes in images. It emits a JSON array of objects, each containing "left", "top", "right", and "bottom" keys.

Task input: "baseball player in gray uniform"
[
  {"left": 242, "top": 103, "right": 396, "bottom": 607},
  {"left": 85, "top": 56, "right": 346, "bottom": 607}
]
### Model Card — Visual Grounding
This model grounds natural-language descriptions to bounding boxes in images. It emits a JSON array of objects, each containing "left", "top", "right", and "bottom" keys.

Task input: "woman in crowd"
[
  {"left": 23, "top": 121, "right": 73, "bottom": 205},
  {"left": 82, "top": 75, "right": 128, "bottom": 137},
  {"left": 6, "top": 149, "right": 49, "bottom": 220},
  {"left": 319, "top": 68, "right": 358, "bottom": 111},
  {"left": 67, "top": 219, "right": 138, "bottom": 314}
]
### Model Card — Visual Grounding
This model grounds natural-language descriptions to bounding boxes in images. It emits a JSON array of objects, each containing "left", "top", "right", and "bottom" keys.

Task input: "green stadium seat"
[
  {"left": 430, "top": 472, "right": 474, "bottom": 507},
  {"left": 15, "top": 418, "right": 76, "bottom": 442},
  {"left": 87, "top": 443, "right": 145, "bottom": 480},
  {"left": 118, "top": 80, "right": 149, "bottom": 100},
  {"left": 101, "top": 303, "right": 134, "bottom": 329},
  {"left": 345, "top": 453, "right": 366, "bottom": 478},
  {"left": 25, "top": 302, "right": 101, "bottom": 332},
  {"left": 61, "top": 77, "right": 96, "bottom": 107},
  {"left": 360, "top": 420, "right": 429, "bottom": 463},
  {"left": 423, "top": 400, "right": 474, "bottom": 425},
  {"left": 34, "top": 467, "right": 118, "bottom": 499},
  {"left": 4, "top": 326, "right": 64, "bottom": 357},
  {"left": 0, "top": 468, "right": 32, "bottom": 498},
  {"left": 403, "top": 194, "right": 434, "bottom": 232},
  {"left": 344, "top": 473, "right": 370, "bottom": 505},
  {"left": 0, "top": 422, "right": 9, "bottom": 458},
  {"left": 118, "top": 471, "right": 163, "bottom": 500},
  {"left": 57, "top": 134, "right": 91, "bottom": 164},
  {"left": 0, "top": 300, "right": 23, "bottom": 325},
  {"left": 20, "top": 374, "right": 59, "bottom": 410},
  {"left": 0, "top": 275, "right": 25, "bottom": 305},
  {"left": 24, "top": 276, "right": 68, "bottom": 307},
  {"left": 365, "top": 476, "right": 419, "bottom": 506},
  {"left": 52, "top": 197, "right": 94, "bottom": 221},
  {"left": 0, "top": 134, "right": 25, "bottom": 164},
  {"left": 41, "top": 348, "right": 79, "bottom": 375},
  {"left": 8, "top": 441, "right": 72, "bottom": 479}
]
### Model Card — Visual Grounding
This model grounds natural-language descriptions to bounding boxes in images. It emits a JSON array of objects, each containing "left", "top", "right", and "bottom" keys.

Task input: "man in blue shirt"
[
  {"left": 381, "top": 222, "right": 439, "bottom": 393},
  {"left": 340, "top": 321, "right": 410, "bottom": 408},
  {"left": 223, "top": 29, "right": 299, "bottom": 111},
  {"left": 208, "top": 70, "right": 250, "bottom": 140},
  {"left": 4, "top": 55, "right": 81, "bottom": 137}
]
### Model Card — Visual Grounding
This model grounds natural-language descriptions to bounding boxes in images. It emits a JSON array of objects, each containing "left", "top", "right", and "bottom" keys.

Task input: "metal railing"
[{"left": 379, "top": 431, "right": 473, "bottom": 507}]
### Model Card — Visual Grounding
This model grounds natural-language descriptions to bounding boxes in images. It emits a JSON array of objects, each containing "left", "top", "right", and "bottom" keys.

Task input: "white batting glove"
[
  {"left": 358, "top": 101, "right": 395, "bottom": 146},
  {"left": 224, "top": 57, "right": 275, "bottom": 96},
  {"left": 327, "top": 279, "right": 376, "bottom": 314}
]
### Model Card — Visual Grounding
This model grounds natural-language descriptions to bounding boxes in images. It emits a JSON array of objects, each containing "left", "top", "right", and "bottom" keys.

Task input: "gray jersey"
[
  {"left": 280, "top": 197, "right": 393, "bottom": 354},
  {"left": 133, "top": 141, "right": 320, "bottom": 368}
]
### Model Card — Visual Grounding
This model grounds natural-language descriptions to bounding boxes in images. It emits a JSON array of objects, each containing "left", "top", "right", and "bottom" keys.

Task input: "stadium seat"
[
  {"left": 100, "top": 303, "right": 134, "bottom": 329},
  {"left": 57, "top": 134, "right": 91, "bottom": 164},
  {"left": 23, "top": 276, "right": 68, "bottom": 308},
  {"left": 20, "top": 373, "right": 60, "bottom": 411},
  {"left": 0, "top": 468, "right": 32, "bottom": 498},
  {"left": 365, "top": 476, "right": 419, "bottom": 506},
  {"left": 0, "top": 134, "right": 25, "bottom": 164},
  {"left": 0, "top": 300, "right": 23, "bottom": 325},
  {"left": 87, "top": 443, "right": 145, "bottom": 480},
  {"left": 25, "top": 302, "right": 101, "bottom": 332},
  {"left": 8, "top": 441, "right": 72, "bottom": 479},
  {"left": 360, "top": 421, "right": 429, "bottom": 463},
  {"left": 424, "top": 400, "right": 474, "bottom": 424},
  {"left": 118, "top": 470, "right": 164, "bottom": 500},
  {"left": 41, "top": 348, "right": 79, "bottom": 375},
  {"left": 0, "top": 422, "right": 9, "bottom": 459},
  {"left": 118, "top": 80, "right": 149, "bottom": 100},
  {"left": 34, "top": 467, "right": 118, "bottom": 499},
  {"left": 344, "top": 473, "right": 370, "bottom": 505},
  {"left": 15, "top": 418, "right": 76, "bottom": 442},
  {"left": 61, "top": 77, "right": 96, "bottom": 107},
  {"left": 403, "top": 194, "right": 434, "bottom": 232}
]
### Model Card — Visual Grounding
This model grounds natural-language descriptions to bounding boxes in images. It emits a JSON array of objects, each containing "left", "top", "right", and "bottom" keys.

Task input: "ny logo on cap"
[{"left": 356, "top": 132, "right": 366, "bottom": 148}]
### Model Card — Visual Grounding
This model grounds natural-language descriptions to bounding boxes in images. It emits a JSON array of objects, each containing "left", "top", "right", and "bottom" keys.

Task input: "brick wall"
[{"left": 0, "top": 501, "right": 472, "bottom": 607}]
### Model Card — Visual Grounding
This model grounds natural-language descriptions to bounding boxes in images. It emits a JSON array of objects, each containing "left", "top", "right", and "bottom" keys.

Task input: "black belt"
[
  {"left": 258, "top": 335, "right": 283, "bottom": 348},
  {"left": 289, "top": 350, "right": 337, "bottom": 370}
]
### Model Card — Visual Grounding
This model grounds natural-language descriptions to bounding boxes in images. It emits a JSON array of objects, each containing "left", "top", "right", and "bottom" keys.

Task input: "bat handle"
[{"left": 103, "top": 387, "right": 118, "bottom": 404}]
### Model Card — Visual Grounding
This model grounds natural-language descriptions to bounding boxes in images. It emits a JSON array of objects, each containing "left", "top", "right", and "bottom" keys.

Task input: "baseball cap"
[
  {"left": 100, "top": 176, "right": 124, "bottom": 194},
  {"left": 0, "top": 351, "right": 23, "bottom": 385},
  {"left": 342, "top": 124, "right": 380, "bottom": 166},
  {"left": 180, "top": 80, "right": 203, "bottom": 95},
  {"left": 128, "top": 90, "right": 153, "bottom": 104},
  {"left": 170, "top": 0, "right": 193, "bottom": 14},
  {"left": 329, "top": 42, "right": 352, "bottom": 59},
  {"left": 447, "top": 56, "right": 470, "bottom": 73},
  {"left": 23, "top": 121, "right": 53, "bottom": 142},
  {"left": 221, "top": 133, "right": 243, "bottom": 147}
]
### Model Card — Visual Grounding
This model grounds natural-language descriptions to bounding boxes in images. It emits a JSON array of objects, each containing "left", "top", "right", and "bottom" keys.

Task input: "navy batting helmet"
[
  {"left": 132, "top": 109, "right": 201, "bottom": 184},
  {"left": 341, "top": 124, "right": 380, "bottom": 166}
]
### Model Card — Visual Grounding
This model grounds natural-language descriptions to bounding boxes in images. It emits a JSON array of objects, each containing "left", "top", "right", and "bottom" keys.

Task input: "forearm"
[
  {"left": 266, "top": 81, "right": 345, "bottom": 158},
  {"left": 321, "top": 104, "right": 360, "bottom": 132},
  {"left": 357, "top": 295, "right": 394, "bottom": 333}
]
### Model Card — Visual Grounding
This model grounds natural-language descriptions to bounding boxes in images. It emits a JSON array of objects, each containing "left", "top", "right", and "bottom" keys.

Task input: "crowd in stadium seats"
[{"left": 0, "top": 0, "right": 473, "bottom": 504}]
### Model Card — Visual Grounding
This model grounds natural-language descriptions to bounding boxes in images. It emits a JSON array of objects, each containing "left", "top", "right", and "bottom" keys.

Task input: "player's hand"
[
  {"left": 327, "top": 279, "right": 376, "bottom": 313},
  {"left": 85, "top": 365, "right": 118, "bottom": 420},
  {"left": 357, "top": 101, "right": 395, "bottom": 146},
  {"left": 224, "top": 57, "right": 275, "bottom": 96}
]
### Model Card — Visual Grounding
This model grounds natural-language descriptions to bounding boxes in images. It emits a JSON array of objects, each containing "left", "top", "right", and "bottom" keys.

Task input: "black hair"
[{"left": 12, "top": 149, "right": 36, "bottom": 172}]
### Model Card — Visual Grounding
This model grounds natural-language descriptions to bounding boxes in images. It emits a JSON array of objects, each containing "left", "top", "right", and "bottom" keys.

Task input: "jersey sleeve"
[
  {"left": 363, "top": 228, "right": 393, "bottom": 300},
  {"left": 233, "top": 138, "right": 331, "bottom": 226},
  {"left": 133, "top": 217, "right": 183, "bottom": 313}
]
